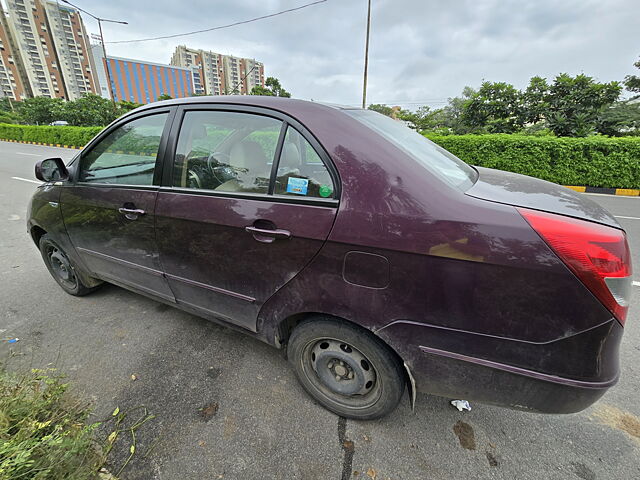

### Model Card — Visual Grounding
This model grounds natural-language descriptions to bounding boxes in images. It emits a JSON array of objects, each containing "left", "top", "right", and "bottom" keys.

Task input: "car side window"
[
  {"left": 274, "top": 126, "right": 335, "bottom": 199},
  {"left": 173, "top": 111, "right": 282, "bottom": 194},
  {"left": 79, "top": 113, "right": 169, "bottom": 185}
]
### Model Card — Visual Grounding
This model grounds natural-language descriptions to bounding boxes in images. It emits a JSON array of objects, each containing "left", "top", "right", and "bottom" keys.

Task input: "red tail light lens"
[{"left": 518, "top": 208, "right": 633, "bottom": 325}]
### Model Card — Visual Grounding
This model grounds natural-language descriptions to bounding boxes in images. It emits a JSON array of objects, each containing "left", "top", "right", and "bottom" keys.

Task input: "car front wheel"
[
  {"left": 288, "top": 317, "right": 406, "bottom": 420},
  {"left": 39, "top": 234, "right": 101, "bottom": 296}
]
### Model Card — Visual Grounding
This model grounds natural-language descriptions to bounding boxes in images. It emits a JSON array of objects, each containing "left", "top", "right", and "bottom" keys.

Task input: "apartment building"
[
  {"left": 92, "top": 45, "right": 193, "bottom": 104},
  {"left": 1, "top": 0, "right": 96, "bottom": 100},
  {"left": 222, "top": 55, "right": 264, "bottom": 95},
  {"left": 42, "top": 0, "right": 96, "bottom": 100},
  {"left": 170, "top": 45, "right": 264, "bottom": 95},
  {"left": 0, "top": 13, "right": 27, "bottom": 99}
]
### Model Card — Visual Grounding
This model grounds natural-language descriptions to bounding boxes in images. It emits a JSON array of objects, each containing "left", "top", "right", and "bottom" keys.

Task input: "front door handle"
[
  {"left": 118, "top": 207, "right": 146, "bottom": 220},
  {"left": 245, "top": 226, "right": 291, "bottom": 243}
]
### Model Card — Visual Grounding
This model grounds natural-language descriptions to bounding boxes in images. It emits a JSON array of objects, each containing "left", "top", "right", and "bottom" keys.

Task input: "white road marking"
[
  {"left": 614, "top": 215, "right": 640, "bottom": 220},
  {"left": 11, "top": 176, "right": 41, "bottom": 184},
  {"left": 634, "top": 281, "right": 640, "bottom": 287},
  {"left": 15, "top": 152, "right": 41, "bottom": 156},
  {"left": 583, "top": 192, "right": 640, "bottom": 199}
]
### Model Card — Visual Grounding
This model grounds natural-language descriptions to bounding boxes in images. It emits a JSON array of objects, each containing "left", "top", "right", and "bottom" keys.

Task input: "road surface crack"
[{"left": 338, "top": 416, "right": 355, "bottom": 480}]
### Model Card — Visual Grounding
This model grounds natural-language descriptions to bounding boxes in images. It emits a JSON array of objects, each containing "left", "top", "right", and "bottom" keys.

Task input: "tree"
[
  {"left": 157, "top": 94, "right": 172, "bottom": 101},
  {"left": 367, "top": 104, "right": 393, "bottom": 116},
  {"left": 463, "top": 81, "right": 524, "bottom": 133},
  {"left": 19, "top": 97, "right": 65, "bottom": 125},
  {"left": 624, "top": 57, "right": 640, "bottom": 96},
  {"left": 59, "top": 94, "right": 118, "bottom": 126},
  {"left": 250, "top": 76, "right": 291, "bottom": 97},
  {"left": 519, "top": 76, "right": 550, "bottom": 125},
  {"left": 545, "top": 73, "right": 621, "bottom": 137},
  {"left": 398, "top": 106, "right": 441, "bottom": 130},
  {"left": 117, "top": 100, "right": 143, "bottom": 115},
  {"left": 596, "top": 100, "right": 640, "bottom": 136}
]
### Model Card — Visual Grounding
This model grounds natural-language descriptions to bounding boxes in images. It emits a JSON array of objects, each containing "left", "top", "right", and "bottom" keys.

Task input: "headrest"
[{"left": 280, "top": 142, "right": 301, "bottom": 170}]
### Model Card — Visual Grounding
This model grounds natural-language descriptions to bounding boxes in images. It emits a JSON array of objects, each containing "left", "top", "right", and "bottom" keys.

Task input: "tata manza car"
[{"left": 28, "top": 96, "right": 633, "bottom": 419}]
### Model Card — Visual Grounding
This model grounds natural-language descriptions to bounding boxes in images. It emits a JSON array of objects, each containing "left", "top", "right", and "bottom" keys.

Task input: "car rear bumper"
[
  {"left": 412, "top": 345, "right": 616, "bottom": 413},
  {"left": 376, "top": 318, "right": 622, "bottom": 414}
]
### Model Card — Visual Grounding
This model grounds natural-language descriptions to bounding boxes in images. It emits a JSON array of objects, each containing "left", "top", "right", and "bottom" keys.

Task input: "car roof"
[{"left": 134, "top": 95, "right": 358, "bottom": 115}]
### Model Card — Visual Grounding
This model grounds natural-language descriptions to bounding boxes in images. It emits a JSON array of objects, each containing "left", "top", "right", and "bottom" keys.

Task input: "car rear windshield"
[{"left": 345, "top": 110, "right": 477, "bottom": 191}]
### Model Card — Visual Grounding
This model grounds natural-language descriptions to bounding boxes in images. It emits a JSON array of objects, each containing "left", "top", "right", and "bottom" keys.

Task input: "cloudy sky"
[{"left": 86, "top": 0, "right": 638, "bottom": 108}]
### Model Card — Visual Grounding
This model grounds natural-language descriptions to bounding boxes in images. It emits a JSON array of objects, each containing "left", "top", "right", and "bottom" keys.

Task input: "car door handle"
[
  {"left": 118, "top": 207, "right": 146, "bottom": 220},
  {"left": 245, "top": 226, "right": 291, "bottom": 243}
]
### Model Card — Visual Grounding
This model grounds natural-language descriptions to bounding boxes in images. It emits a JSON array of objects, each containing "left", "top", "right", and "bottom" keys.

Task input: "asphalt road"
[{"left": 1, "top": 140, "right": 639, "bottom": 480}]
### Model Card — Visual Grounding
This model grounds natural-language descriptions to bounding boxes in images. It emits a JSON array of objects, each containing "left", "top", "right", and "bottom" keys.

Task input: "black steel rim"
[
  {"left": 47, "top": 245, "right": 78, "bottom": 290},
  {"left": 301, "top": 337, "right": 382, "bottom": 410}
]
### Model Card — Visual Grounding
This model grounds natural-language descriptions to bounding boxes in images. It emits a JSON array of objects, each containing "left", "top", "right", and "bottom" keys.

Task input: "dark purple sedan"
[{"left": 28, "top": 96, "right": 632, "bottom": 419}]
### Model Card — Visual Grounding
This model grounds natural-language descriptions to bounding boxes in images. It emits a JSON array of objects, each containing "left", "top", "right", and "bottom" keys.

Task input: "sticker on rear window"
[
  {"left": 319, "top": 184, "right": 333, "bottom": 198},
  {"left": 287, "top": 177, "right": 309, "bottom": 195}
]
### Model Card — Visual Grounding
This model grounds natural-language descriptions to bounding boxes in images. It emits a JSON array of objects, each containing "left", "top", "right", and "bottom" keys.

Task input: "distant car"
[
  {"left": 49, "top": 120, "right": 68, "bottom": 126},
  {"left": 28, "top": 96, "right": 632, "bottom": 419}
]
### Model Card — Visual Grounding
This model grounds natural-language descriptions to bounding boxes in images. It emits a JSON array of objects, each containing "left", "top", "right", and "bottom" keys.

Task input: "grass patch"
[
  {"left": 0, "top": 366, "right": 105, "bottom": 479},
  {"left": 0, "top": 363, "right": 158, "bottom": 479}
]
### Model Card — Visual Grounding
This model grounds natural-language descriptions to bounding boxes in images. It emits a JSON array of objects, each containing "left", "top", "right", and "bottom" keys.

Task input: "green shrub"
[
  {"left": 0, "top": 367, "right": 104, "bottom": 479},
  {"left": 0, "top": 124, "right": 102, "bottom": 147},
  {"left": 426, "top": 134, "right": 640, "bottom": 189}
]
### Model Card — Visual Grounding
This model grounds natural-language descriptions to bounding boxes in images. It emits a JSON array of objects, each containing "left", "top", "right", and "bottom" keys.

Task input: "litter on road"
[{"left": 451, "top": 399, "right": 472, "bottom": 412}]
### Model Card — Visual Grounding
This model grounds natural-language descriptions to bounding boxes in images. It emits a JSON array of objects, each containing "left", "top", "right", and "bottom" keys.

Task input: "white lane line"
[
  {"left": 583, "top": 192, "right": 640, "bottom": 199},
  {"left": 11, "top": 176, "right": 41, "bottom": 184},
  {"left": 15, "top": 152, "right": 42, "bottom": 156},
  {"left": 614, "top": 215, "right": 640, "bottom": 220}
]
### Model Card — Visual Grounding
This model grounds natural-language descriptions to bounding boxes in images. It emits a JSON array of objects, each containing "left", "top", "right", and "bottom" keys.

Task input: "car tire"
[
  {"left": 288, "top": 316, "right": 406, "bottom": 420},
  {"left": 39, "top": 234, "right": 101, "bottom": 296}
]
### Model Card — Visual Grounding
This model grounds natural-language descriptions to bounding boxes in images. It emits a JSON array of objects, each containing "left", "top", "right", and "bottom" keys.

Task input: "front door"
[
  {"left": 61, "top": 110, "right": 176, "bottom": 302},
  {"left": 155, "top": 107, "right": 339, "bottom": 330}
]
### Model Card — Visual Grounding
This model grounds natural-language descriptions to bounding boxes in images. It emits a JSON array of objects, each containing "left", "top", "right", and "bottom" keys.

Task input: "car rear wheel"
[
  {"left": 288, "top": 317, "right": 405, "bottom": 420},
  {"left": 39, "top": 234, "right": 101, "bottom": 296}
]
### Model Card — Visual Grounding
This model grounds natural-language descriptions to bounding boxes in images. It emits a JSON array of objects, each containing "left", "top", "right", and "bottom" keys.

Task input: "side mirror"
[{"left": 35, "top": 158, "right": 69, "bottom": 182}]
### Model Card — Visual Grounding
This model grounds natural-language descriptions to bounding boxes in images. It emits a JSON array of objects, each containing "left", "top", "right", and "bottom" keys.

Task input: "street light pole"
[
  {"left": 61, "top": 0, "right": 127, "bottom": 107},
  {"left": 361, "top": 0, "right": 371, "bottom": 109}
]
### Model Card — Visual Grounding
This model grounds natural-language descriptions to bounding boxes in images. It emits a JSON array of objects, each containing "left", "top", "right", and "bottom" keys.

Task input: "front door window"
[{"left": 79, "top": 113, "right": 169, "bottom": 185}]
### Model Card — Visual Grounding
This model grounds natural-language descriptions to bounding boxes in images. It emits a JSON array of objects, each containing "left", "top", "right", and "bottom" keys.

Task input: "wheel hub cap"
[
  {"left": 310, "top": 339, "right": 376, "bottom": 396},
  {"left": 49, "top": 248, "right": 77, "bottom": 288}
]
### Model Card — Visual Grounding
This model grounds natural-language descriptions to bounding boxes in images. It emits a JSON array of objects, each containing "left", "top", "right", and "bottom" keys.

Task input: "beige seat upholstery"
[
  {"left": 216, "top": 140, "right": 270, "bottom": 193},
  {"left": 279, "top": 142, "right": 301, "bottom": 175}
]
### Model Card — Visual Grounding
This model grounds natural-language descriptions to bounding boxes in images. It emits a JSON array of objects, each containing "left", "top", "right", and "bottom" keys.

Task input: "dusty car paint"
[{"left": 28, "top": 96, "right": 629, "bottom": 414}]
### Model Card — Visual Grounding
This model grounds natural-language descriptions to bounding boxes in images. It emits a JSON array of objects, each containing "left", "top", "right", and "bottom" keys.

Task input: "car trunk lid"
[{"left": 466, "top": 166, "right": 620, "bottom": 229}]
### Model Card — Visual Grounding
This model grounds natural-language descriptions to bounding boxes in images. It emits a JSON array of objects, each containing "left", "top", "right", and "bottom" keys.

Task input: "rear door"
[
  {"left": 60, "top": 108, "right": 176, "bottom": 301},
  {"left": 154, "top": 105, "right": 339, "bottom": 330}
]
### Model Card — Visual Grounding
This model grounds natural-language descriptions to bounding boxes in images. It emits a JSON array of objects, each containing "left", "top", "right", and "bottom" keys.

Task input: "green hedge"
[
  {"left": 426, "top": 134, "right": 640, "bottom": 189},
  {"left": 0, "top": 123, "right": 101, "bottom": 147}
]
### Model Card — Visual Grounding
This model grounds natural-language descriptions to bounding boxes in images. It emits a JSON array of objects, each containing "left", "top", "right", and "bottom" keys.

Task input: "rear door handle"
[
  {"left": 118, "top": 207, "right": 146, "bottom": 220},
  {"left": 245, "top": 226, "right": 291, "bottom": 243}
]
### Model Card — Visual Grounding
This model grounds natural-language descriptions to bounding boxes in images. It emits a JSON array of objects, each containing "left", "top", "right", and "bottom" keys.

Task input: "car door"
[
  {"left": 154, "top": 106, "right": 339, "bottom": 330},
  {"left": 60, "top": 108, "right": 176, "bottom": 302}
]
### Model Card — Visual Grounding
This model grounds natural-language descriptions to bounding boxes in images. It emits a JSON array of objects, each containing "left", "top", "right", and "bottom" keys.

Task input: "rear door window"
[
  {"left": 173, "top": 110, "right": 282, "bottom": 194},
  {"left": 274, "top": 126, "right": 335, "bottom": 199}
]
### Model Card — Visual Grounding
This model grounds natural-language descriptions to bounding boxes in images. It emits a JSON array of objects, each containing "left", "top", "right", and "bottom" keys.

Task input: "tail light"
[{"left": 518, "top": 208, "right": 633, "bottom": 325}]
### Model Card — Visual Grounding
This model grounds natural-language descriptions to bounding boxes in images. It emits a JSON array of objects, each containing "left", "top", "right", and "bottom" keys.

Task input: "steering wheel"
[{"left": 207, "top": 151, "right": 246, "bottom": 185}]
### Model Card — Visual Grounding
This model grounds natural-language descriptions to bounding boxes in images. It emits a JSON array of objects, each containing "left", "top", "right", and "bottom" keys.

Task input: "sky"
[{"left": 82, "top": 0, "right": 639, "bottom": 109}]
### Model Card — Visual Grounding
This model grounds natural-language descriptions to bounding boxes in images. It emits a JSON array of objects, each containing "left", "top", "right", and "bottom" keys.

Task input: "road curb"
[
  {"left": 564, "top": 186, "right": 640, "bottom": 197},
  {"left": 0, "top": 138, "right": 83, "bottom": 149}
]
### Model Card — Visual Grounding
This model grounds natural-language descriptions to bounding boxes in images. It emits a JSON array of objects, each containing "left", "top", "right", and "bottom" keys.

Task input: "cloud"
[{"left": 88, "top": 0, "right": 638, "bottom": 108}]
